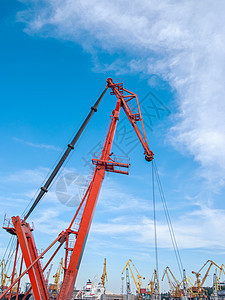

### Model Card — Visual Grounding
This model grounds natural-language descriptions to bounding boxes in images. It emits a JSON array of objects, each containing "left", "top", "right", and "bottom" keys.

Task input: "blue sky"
[{"left": 1, "top": 0, "right": 225, "bottom": 294}]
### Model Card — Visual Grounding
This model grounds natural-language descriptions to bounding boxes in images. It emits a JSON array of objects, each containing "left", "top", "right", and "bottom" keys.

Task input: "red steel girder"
[
  {"left": 57, "top": 88, "right": 122, "bottom": 300},
  {"left": 11, "top": 216, "right": 49, "bottom": 300},
  {"left": 2, "top": 78, "right": 154, "bottom": 300}
]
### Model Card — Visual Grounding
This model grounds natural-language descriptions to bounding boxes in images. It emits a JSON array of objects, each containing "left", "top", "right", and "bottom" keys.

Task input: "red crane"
[{"left": 1, "top": 78, "right": 153, "bottom": 300}]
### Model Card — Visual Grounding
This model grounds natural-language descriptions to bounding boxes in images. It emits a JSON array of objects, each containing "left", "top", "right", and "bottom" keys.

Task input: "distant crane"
[
  {"left": 218, "top": 264, "right": 225, "bottom": 281},
  {"left": 45, "top": 263, "right": 53, "bottom": 286},
  {"left": 212, "top": 272, "right": 220, "bottom": 300},
  {"left": 147, "top": 269, "right": 160, "bottom": 300},
  {"left": 192, "top": 260, "right": 222, "bottom": 298},
  {"left": 182, "top": 269, "right": 188, "bottom": 300},
  {"left": 161, "top": 266, "right": 183, "bottom": 298},
  {"left": 122, "top": 267, "right": 131, "bottom": 300},
  {"left": 49, "top": 258, "right": 63, "bottom": 297},
  {"left": 101, "top": 258, "right": 108, "bottom": 291},
  {"left": 0, "top": 260, "right": 9, "bottom": 292},
  {"left": 122, "top": 259, "right": 145, "bottom": 300}
]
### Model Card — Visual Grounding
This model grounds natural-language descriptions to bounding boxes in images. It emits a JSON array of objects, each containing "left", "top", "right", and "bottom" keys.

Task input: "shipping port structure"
[
  {"left": 0, "top": 78, "right": 154, "bottom": 300},
  {"left": 1, "top": 79, "right": 225, "bottom": 300}
]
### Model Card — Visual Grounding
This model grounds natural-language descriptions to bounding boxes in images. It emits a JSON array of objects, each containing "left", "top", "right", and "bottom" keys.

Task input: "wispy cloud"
[
  {"left": 2, "top": 166, "right": 225, "bottom": 251},
  {"left": 13, "top": 137, "right": 61, "bottom": 151},
  {"left": 91, "top": 203, "right": 225, "bottom": 250},
  {"left": 17, "top": 0, "right": 225, "bottom": 189},
  {"left": 0, "top": 166, "right": 50, "bottom": 185}
]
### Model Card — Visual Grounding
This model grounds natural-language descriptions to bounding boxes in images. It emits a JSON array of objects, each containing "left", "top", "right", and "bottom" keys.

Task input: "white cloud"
[
  {"left": 3, "top": 166, "right": 224, "bottom": 251},
  {"left": 91, "top": 204, "right": 225, "bottom": 250},
  {"left": 0, "top": 167, "right": 49, "bottom": 185},
  {"left": 13, "top": 137, "right": 61, "bottom": 151},
  {"left": 98, "top": 181, "right": 155, "bottom": 212},
  {"left": 17, "top": 0, "right": 225, "bottom": 188}
]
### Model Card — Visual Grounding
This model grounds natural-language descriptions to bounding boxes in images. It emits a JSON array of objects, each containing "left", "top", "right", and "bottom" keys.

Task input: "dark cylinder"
[{"left": 24, "top": 87, "right": 108, "bottom": 220}]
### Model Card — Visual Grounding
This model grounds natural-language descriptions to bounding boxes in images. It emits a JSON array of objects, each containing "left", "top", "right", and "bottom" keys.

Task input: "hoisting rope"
[
  {"left": 152, "top": 162, "right": 159, "bottom": 281},
  {"left": 152, "top": 160, "right": 183, "bottom": 279},
  {"left": 3, "top": 236, "right": 17, "bottom": 276}
]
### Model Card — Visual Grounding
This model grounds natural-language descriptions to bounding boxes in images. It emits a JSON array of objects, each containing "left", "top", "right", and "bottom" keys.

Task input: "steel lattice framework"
[{"left": 1, "top": 78, "right": 154, "bottom": 300}]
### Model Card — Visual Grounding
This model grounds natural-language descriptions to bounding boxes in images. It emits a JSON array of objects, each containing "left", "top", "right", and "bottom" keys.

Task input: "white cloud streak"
[
  {"left": 92, "top": 204, "right": 225, "bottom": 250},
  {"left": 17, "top": 0, "right": 225, "bottom": 188},
  {"left": 13, "top": 137, "right": 61, "bottom": 151},
  {"left": 1, "top": 166, "right": 225, "bottom": 262}
]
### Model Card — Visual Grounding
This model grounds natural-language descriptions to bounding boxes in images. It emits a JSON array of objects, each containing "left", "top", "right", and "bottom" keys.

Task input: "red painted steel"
[
  {"left": 2, "top": 78, "right": 154, "bottom": 300},
  {"left": 57, "top": 90, "right": 122, "bottom": 300},
  {"left": 58, "top": 78, "right": 153, "bottom": 299},
  {"left": 11, "top": 216, "right": 49, "bottom": 300},
  {"left": 0, "top": 230, "right": 66, "bottom": 299}
]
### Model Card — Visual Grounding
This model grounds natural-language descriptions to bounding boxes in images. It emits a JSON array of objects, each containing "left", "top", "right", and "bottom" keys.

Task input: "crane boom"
[
  {"left": 101, "top": 258, "right": 107, "bottom": 290},
  {"left": 24, "top": 87, "right": 108, "bottom": 220},
  {"left": 201, "top": 260, "right": 221, "bottom": 287},
  {"left": 162, "top": 267, "right": 182, "bottom": 298},
  {"left": 192, "top": 260, "right": 222, "bottom": 297},
  {"left": 147, "top": 269, "right": 159, "bottom": 297},
  {"left": 122, "top": 259, "right": 145, "bottom": 300}
]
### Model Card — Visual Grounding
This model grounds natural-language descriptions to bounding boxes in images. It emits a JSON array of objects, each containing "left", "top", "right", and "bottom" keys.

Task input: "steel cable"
[
  {"left": 153, "top": 160, "right": 183, "bottom": 279},
  {"left": 152, "top": 162, "right": 159, "bottom": 281}
]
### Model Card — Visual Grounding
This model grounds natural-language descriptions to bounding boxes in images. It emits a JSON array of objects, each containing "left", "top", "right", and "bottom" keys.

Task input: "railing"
[{"left": 92, "top": 153, "right": 130, "bottom": 175}]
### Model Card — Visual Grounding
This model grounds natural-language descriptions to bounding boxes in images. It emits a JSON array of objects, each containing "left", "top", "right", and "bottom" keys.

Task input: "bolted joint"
[
  {"left": 91, "top": 106, "right": 97, "bottom": 112},
  {"left": 107, "top": 77, "right": 113, "bottom": 86},
  {"left": 68, "top": 143, "right": 74, "bottom": 150},
  {"left": 145, "top": 151, "right": 154, "bottom": 162},
  {"left": 41, "top": 186, "right": 48, "bottom": 193}
]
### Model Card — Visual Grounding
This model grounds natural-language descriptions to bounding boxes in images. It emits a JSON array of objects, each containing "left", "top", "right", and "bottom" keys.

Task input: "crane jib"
[{"left": 1, "top": 78, "right": 154, "bottom": 300}]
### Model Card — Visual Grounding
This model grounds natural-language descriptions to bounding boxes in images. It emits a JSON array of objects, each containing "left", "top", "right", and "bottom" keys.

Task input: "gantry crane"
[
  {"left": 1, "top": 78, "right": 153, "bottom": 300},
  {"left": 0, "top": 259, "right": 9, "bottom": 292},
  {"left": 45, "top": 263, "right": 53, "bottom": 286},
  {"left": 161, "top": 266, "right": 183, "bottom": 298},
  {"left": 218, "top": 264, "right": 225, "bottom": 281},
  {"left": 192, "top": 260, "right": 222, "bottom": 298},
  {"left": 212, "top": 272, "right": 221, "bottom": 300},
  {"left": 101, "top": 258, "right": 107, "bottom": 291},
  {"left": 147, "top": 269, "right": 160, "bottom": 300},
  {"left": 122, "top": 259, "right": 145, "bottom": 300},
  {"left": 125, "top": 267, "right": 131, "bottom": 296},
  {"left": 50, "top": 258, "right": 64, "bottom": 296},
  {"left": 121, "top": 266, "right": 131, "bottom": 300},
  {"left": 185, "top": 276, "right": 198, "bottom": 298}
]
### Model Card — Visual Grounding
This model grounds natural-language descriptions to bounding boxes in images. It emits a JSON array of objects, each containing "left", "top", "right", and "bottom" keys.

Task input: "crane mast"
[
  {"left": 192, "top": 260, "right": 222, "bottom": 298},
  {"left": 0, "top": 260, "right": 9, "bottom": 292},
  {"left": 147, "top": 269, "right": 160, "bottom": 300},
  {"left": 1, "top": 78, "right": 153, "bottom": 300},
  {"left": 162, "top": 266, "right": 182, "bottom": 298},
  {"left": 101, "top": 258, "right": 107, "bottom": 291},
  {"left": 122, "top": 259, "right": 145, "bottom": 300}
]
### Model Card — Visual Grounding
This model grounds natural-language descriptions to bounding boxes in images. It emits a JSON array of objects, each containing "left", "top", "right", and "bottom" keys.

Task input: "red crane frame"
[{"left": 1, "top": 78, "right": 153, "bottom": 300}]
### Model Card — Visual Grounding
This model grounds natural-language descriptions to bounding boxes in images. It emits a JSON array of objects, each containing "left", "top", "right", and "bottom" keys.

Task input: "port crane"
[
  {"left": 125, "top": 267, "right": 131, "bottom": 296},
  {"left": 0, "top": 260, "right": 9, "bottom": 292},
  {"left": 45, "top": 263, "right": 53, "bottom": 286},
  {"left": 122, "top": 259, "right": 145, "bottom": 300},
  {"left": 101, "top": 258, "right": 107, "bottom": 291},
  {"left": 218, "top": 264, "right": 225, "bottom": 281},
  {"left": 161, "top": 266, "right": 183, "bottom": 298},
  {"left": 50, "top": 258, "right": 64, "bottom": 296},
  {"left": 0, "top": 78, "right": 153, "bottom": 300},
  {"left": 147, "top": 269, "right": 160, "bottom": 300},
  {"left": 192, "top": 260, "right": 222, "bottom": 298}
]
